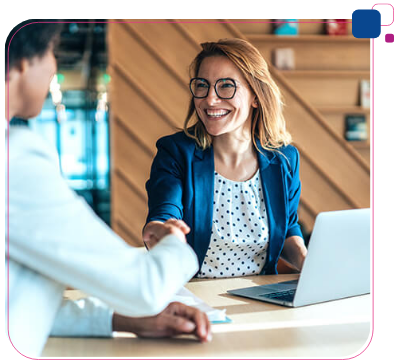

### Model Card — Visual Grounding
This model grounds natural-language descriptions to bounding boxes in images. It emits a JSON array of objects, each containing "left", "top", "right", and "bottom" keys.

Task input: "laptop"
[{"left": 227, "top": 208, "right": 371, "bottom": 307}]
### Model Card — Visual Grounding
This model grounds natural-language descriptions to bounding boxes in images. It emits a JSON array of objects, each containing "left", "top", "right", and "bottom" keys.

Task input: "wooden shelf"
[
  {"left": 247, "top": 34, "right": 369, "bottom": 43},
  {"left": 348, "top": 141, "right": 370, "bottom": 148},
  {"left": 279, "top": 70, "right": 370, "bottom": 78},
  {"left": 317, "top": 106, "right": 370, "bottom": 114}
]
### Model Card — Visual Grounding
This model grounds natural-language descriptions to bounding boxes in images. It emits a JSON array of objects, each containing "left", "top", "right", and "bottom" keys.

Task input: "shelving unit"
[{"left": 235, "top": 22, "right": 371, "bottom": 166}]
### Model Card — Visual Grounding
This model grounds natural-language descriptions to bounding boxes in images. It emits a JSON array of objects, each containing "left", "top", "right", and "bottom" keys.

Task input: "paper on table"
[{"left": 171, "top": 287, "right": 231, "bottom": 323}]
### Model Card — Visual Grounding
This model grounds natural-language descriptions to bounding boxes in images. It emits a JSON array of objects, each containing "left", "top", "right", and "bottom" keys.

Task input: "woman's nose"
[{"left": 206, "top": 86, "right": 220, "bottom": 104}]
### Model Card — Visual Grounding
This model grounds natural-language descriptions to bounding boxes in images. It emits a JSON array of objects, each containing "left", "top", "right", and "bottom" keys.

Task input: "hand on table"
[
  {"left": 142, "top": 219, "right": 190, "bottom": 249},
  {"left": 112, "top": 301, "right": 212, "bottom": 343}
]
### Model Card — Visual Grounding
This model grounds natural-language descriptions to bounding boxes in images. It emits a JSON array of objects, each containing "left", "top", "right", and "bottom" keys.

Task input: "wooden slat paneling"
[
  {"left": 112, "top": 171, "right": 147, "bottom": 246},
  {"left": 126, "top": 22, "right": 199, "bottom": 79},
  {"left": 283, "top": 99, "right": 370, "bottom": 207},
  {"left": 112, "top": 117, "right": 153, "bottom": 195},
  {"left": 109, "top": 68, "right": 178, "bottom": 152},
  {"left": 108, "top": 23, "right": 190, "bottom": 123}
]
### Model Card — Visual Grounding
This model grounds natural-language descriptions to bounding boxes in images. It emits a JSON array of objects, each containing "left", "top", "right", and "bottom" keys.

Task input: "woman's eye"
[
  {"left": 218, "top": 78, "right": 235, "bottom": 87},
  {"left": 197, "top": 83, "right": 209, "bottom": 89},
  {"left": 220, "top": 83, "right": 234, "bottom": 88}
]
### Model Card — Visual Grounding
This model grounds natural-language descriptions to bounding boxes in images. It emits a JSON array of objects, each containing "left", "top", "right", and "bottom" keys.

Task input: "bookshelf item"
[
  {"left": 325, "top": 19, "right": 348, "bottom": 35},
  {"left": 273, "top": 20, "right": 298, "bottom": 35},
  {"left": 360, "top": 80, "right": 371, "bottom": 108},
  {"left": 273, "top": 48, "right": 295, "bottom": 70},
  {"left": 345, "top": 114, "right": 367, "bottom": 141}
]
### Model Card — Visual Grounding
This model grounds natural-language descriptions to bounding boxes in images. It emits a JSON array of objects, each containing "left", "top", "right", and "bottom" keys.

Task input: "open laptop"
[{"left": 227, "top": 208, "right": 371, "bottom": 307}]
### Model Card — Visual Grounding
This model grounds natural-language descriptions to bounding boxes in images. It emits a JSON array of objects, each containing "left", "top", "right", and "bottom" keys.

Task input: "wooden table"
[{"left": 42, "top": 274, "right": 372, "bottom": 358}]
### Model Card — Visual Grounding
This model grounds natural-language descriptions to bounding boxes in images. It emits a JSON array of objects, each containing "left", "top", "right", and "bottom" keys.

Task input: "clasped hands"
[
  {"left": 111, "top": 219, "right": 211, "bottom": 342},
  {"left": 143, "top": 218, "right": 191, "bottom": 249}
]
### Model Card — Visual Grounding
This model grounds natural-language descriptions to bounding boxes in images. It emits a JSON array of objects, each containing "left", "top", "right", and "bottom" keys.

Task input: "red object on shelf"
[{"left": 325, "top": 19, "right": 348, "bottom": 35}]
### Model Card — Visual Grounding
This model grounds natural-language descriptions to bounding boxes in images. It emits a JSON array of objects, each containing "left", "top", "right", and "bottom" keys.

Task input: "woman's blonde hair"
[{"left": 183, "top": 38, "right": 292, "bottom": 151}]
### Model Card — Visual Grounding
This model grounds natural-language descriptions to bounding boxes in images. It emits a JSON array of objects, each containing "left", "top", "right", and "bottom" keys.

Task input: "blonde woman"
[{"left": 143, "top": 38, "right": 307, "bottom": 277}]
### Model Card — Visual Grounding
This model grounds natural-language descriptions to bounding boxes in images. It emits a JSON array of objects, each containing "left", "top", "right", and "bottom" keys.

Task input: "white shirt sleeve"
[
  {"left": 50, "top": 297, "right": 114, "bottom": 337},
  {"left": 7, "top": 128, "right": 199, "bottom": 319}
]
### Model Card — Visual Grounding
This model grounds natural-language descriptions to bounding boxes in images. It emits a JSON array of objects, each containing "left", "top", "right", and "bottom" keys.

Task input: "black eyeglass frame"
[{"left": 189, "top": 77, "right": 238, "bottom": 100}]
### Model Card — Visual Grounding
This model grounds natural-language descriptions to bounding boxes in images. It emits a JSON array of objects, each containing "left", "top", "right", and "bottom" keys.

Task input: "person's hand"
[
  {"left": 142, "top": 219, "right": 190, "bottom": 249},
  {"left": 112, "top": 301, "right": 212, "bottom": 343}
]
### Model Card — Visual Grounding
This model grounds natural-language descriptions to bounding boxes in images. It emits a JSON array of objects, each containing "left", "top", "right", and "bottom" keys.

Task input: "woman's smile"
[{"left": 204, "top": 108, "right": 232, "bottom": 120}]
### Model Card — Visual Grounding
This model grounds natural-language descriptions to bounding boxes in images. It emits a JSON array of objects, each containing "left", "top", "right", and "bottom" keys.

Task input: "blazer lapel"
[
  {"left": 257, "top": 145, "right": 287, "bottom": 273},
  {"left": 192, "top": 146, "right": 214, "bottom": 267}
]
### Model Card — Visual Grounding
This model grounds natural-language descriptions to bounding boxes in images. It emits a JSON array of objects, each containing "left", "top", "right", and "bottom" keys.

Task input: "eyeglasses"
[{"left": 189, "top": 78, "right": 238, "bottom": 99}]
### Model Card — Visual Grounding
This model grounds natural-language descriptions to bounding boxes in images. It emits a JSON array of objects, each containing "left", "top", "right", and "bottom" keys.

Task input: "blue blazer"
[{"left": 145, "top": 132, "right": 303, "bottom": 275}]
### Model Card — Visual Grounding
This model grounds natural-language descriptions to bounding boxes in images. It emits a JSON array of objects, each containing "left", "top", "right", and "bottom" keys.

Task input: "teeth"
[{"left": 206, "top": 110, "right": 230, "bottom": 117}]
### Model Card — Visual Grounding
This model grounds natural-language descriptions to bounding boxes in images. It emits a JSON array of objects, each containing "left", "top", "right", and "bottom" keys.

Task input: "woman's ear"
[{"left": 252, "top": 98, "right": 259, "bottom": 108}]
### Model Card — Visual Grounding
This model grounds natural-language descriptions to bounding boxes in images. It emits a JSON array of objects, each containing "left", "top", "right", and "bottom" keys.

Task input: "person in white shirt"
[{"left": 5, "top": 21, "right": 211, "bottom": 358}]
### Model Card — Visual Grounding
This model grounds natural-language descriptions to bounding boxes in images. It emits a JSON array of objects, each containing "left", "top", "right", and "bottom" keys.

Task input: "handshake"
[
  {"left": 142, "top": 219, "right": 191, "bottom": 249},
  {"left": 114, "top": 219, "right": 212, "bottom": 343}
]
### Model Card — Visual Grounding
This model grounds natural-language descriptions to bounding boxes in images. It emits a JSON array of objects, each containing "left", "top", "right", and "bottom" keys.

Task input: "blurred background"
[
  {"left": 12, "top": 20, "right": 370, "bottom": 246},
  {"left": 12, "top": 21, "right": 111, "bottom": 225}
]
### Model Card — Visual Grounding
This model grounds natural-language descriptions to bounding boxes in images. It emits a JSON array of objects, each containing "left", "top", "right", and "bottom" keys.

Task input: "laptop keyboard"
[{"left": 259, "top": 289, "right": 296, "bottom": 302}]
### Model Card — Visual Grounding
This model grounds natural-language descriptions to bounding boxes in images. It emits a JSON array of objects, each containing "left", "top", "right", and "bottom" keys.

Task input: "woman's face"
[{"left": 193, "top": 56, "right": 257, "bottom": 138}]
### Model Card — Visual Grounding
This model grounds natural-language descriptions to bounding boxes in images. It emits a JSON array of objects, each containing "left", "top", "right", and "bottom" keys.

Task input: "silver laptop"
[{"left": 227, "top": 208, "right": 371, "bottom": 307}]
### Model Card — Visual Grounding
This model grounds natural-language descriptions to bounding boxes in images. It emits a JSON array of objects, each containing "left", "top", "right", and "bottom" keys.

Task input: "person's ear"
[
  {"left": 11, "top": 58, "right": 29, "bottom": 76},
  {"left": 7, "top": 59, "right": 27, "bottom": 82},
  {"left": 252, "top": 98, "right": 259, "bottom": 108}
]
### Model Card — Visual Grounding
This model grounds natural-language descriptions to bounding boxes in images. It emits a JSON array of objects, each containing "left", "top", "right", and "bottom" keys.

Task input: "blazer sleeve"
[
  {"left": 285, "top": 146, "right": 304, "bottom": 239},
  {"left": 145, "top": 136, "right": 185, "bottom": 224}
]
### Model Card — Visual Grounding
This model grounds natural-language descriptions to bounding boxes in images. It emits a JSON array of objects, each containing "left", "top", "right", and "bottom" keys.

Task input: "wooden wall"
[{"left": 108, "top": 20, "right": 370, "bottom": 246}]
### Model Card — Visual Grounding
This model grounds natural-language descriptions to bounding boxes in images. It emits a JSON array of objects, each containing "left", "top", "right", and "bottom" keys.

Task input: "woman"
[
  {"left": 143, "top": 38, "right": 307, "bottom": 277},
  {"left": 6, "top": 21, "right": 210, "bottom": 357}
]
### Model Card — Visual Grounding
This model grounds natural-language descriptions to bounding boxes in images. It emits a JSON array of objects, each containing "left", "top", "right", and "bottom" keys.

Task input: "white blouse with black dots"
[{"left": 198, "top": 169, "right": 270, "bottom": 278}]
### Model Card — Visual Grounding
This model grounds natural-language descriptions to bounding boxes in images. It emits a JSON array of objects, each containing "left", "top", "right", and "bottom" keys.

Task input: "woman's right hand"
[{"left": 142, "top": 219, "right": 191, "bottom": 249}]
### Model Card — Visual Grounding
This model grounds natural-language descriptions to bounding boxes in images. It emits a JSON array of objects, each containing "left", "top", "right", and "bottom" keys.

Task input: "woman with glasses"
[{"left": 143, "top": 38, "right": 307, "bottom": 277}]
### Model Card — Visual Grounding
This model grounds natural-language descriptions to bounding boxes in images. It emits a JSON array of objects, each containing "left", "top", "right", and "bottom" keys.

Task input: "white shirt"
[
  {"left": 5, "top": 126, "right": 199, "bottom": 357},
  {"left": 198, "top": 170, "right": 269, "bottom": 278}
]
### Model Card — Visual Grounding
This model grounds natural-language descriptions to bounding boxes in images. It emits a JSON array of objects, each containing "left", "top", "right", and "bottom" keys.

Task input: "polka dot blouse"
[{"left": 198, "top": 170, "right": 269, "bottom": 278}]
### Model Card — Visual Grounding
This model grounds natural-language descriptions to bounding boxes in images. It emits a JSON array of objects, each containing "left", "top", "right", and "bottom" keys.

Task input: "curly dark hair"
[{"left": 5, "top": 20, "right": 63, "bottom": 76}]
